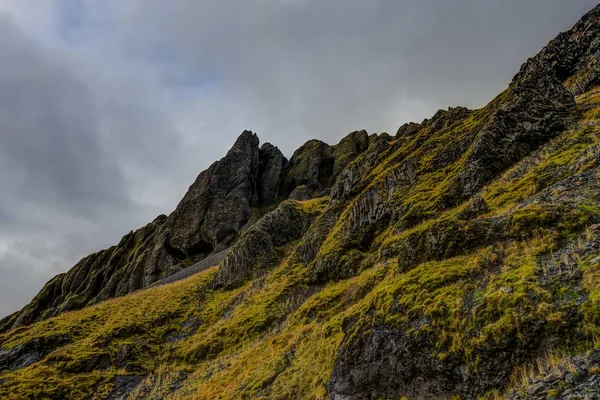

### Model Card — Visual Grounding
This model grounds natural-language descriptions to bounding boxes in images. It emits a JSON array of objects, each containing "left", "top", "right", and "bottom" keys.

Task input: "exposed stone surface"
[
  {"left": 210, "top": 200, "right": 323, "bottom": 289},
  {"left": 258, "top": 143, "right": 286, "bottom": 205},
  {"left": 107, "top": 375, "right": 144, "bottom": 400},
  {"left": 0, "top": 334, "right": 70, "bottom": 372},
  {"left": 328, "top": 322, "right": 479, "bottom": 400},
  {"left": 0, "top": 215, "right": 167, "bottom": 331},
  {"left": 160, "top": 130, "right": 261, "bottom": 258},
  {"left": 506, "top": 350, "right": 600, "bottom": 400},
  {"left": 324, "top": 7, "right": 600, "bottom": 399},
  {"left": 456, "top": 194, "right": 489, "bottom": 220},
  {"left": 281, "top": 130, "right": 370, "bottom": 200},
  {"left": 280, "top": 140, "right": 333, "bottom": 200},
  {"left": 329, "top": 225, "right": 600, "bottom": 400},
  {"left": 537, "top": 4, "right": 600, "bottom": 96},
  {"left": 297, "top": 4, "right": 600, "bottom": 287},
  {"left": 450, "top": 59, "right": 577, "bottom": 201}
]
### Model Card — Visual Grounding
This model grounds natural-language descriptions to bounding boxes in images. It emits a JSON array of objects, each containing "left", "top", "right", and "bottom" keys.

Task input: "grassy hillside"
[{"left": 1, "top": 83, "right": 599, "bottom": 399}]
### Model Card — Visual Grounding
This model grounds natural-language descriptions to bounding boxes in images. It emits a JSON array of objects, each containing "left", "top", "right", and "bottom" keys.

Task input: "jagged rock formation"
[
  {"left": 2, "top": 5, "right": 600, "bottom": 400},
  {"left": 290, "top": 48, "right": 577, "bottom": 283},
  {"left": 0, "top": 215, "right": 168, "bottom": 331},
  {"left": 325, "top": 8, "right": 600, "bottom": 398},
  {"left": 258, "top": 143, "right": 285, "bottom": 205},
  {"left": 210, "top": 199, "right": 325, "bottom": 289},
  {"left": 0, "top": 130, "right": 372, "bottom": 333},
  {"left": 281, "top": 130, "right": 370, "bottom": 200}
]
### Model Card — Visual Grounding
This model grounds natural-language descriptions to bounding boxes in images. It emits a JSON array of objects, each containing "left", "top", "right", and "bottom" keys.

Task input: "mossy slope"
[{"left": 2, "top": 5, "right": 600, "bottom": 400}]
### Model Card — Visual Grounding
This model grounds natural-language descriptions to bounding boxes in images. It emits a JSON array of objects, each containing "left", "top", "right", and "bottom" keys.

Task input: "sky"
[{"left": 0, "top": 0, "right": 597, "bottom": 318}]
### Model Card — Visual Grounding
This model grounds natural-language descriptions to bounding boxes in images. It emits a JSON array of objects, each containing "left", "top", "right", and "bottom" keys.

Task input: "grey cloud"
[
  {"left": 0, "top": 17, "right": 130, "bottom": 216},
  {"left": 0, "top": 16, "right": 188, "bottom": 316},
  {"left": 114, "top": 0, "right": 598, "bottom": 152}
]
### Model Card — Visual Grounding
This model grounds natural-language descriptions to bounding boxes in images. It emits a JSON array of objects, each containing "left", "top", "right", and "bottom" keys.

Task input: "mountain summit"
[{"left": 2, "top": 5, "right": 600, "bottom": 400}]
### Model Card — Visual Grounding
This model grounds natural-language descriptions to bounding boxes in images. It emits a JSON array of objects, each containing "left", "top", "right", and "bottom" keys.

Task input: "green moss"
[
  {"left": 510, "top": 204, "right": 592, "bottom": 239},
  {"left": 484, "top": 122, "right": 599, "bottom": 215},
  {"left": 0, "top": 267, "right": 218, "bottom": 400},
  {"left": 509, "top": 204, "right": 555, "bottom": 235},
  {"left": 350, "top": 234, "right": 570, "bottom": 364},
  {"left": 581, "top": 257, "right": 600, "bottom": 341}
]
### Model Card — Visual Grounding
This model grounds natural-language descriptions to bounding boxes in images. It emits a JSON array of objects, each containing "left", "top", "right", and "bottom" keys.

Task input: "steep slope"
[
  {"left": 1, "top": 5, "right": 600, "bottom": 400},
  {"left": 0, "top": 130, "right": 372, "bottom": 333}
]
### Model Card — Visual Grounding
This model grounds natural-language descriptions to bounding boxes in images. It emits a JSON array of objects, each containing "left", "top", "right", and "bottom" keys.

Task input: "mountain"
[
  {"left": 1, "top": 5, "right": 600, "bottom": 399},
  {"left": 0, "top": 129, "right": 371, "bottom": 332}
]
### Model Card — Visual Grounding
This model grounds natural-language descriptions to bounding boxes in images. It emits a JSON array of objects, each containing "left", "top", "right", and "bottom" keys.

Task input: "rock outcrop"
[
  {"left": 210, "top": 199, "right": 324, "bottom": 289},
  {"left": 1, "top": 130, "right": 372, "bottom": 332},
  {"left": 281, "top": 130, "right": 370, "bottom": 201},
  {"left": 538, "top": 5, "right": 600, "bottom": 96},
  {"left": 258, "top": 143, "right": 286, "bottom": 205},
  {"left": 506, "top": 349, "right": 600, "bottom": 400}
]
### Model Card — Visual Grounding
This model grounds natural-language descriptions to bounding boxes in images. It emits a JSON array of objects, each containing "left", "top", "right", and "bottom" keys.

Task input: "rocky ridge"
[{"left": 0, "top": 129, "right": 375, "bottom": 332}]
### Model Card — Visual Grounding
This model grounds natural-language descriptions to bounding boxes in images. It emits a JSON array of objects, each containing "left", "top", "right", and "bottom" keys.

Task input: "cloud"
[
  {"left": 0, "top": 15, "right": 186, "bottom": 317},
  {"left": 0, "top": 0, "right": 597, "bottom": 318}
]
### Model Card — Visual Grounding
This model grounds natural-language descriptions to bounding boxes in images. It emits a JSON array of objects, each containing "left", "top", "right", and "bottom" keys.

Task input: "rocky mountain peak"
[
  {"left": 258, "top": 142, "right": 285, "bottom": 206},
  {"left": 0, "top": 127, "right": 373, "bottom": 332},
  {"left": 515, "top": 4, "right": 600, "bottom": 95}
]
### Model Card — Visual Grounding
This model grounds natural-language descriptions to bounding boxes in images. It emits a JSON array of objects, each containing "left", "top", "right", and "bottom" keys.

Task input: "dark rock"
[
  {"left": 451, "top": 60, "right": 577, "bottom": 200},
  {"left": 388, "top": 216, "right": 508, "bottom": 272},
  {"left": 165, "top": 316, "right": 201, "bottom": 343},
  {"left": 0, "top": 334, "right": 70, "bottom": 372},
  {"left": 447, "top": 7, "right": 600, "bottom": 204},
  {"left": 457, "top": 195, "right": 489, "bottom": 220},
  {"left": 395, "top": 121, "right": 423, "bottom": 139},
  {"left": 107, "top": 375, "right": 144, "bottom": 400},
  {"left": 258, "top": 143, "right": 285, "bottom": 205},
  {"left": 331, "top": 130, "right": 369, "bottom": 179},
  {"left": 2, "top": 120, "right": 379, "bottom": 333},
  {"left": 538, "top": 5, "right": 600, "bottom": 96},
  {"left": 288, "top": 185, "right": 314, "bottom": 201},
  {"left": 526, "top": 382, "right": 547, "bottom": 395},
  {"left": 62, "top": 352, "right": 111, "bottom": 373},
  {"left": 327, "top": 322, "right": 506, "bottom": 400},
  {"left": 281, "top": 131, "right": 370, "bottom": 200},
  {"left": 280, "top": 139, "right": 334, "bottom": 200},
  {"left": 3, "top": 7, "right": 600, "bottom": 400},
  {"left": 2, "top": 132, "right": 273, "bottom": 331},
  {"left": 211, "top": 200, "right": 323, "bottom": 289},
  {"left": 159, "top": 130, "right": 260, "bottom": 260},
  {"left": 506, "top": 346, "right": 600, "bottom": 400},
  {"left": 1, "top": 124, "right": 378, "bottom": 333},
  {"left": 424, "top": 106, "right": 472, "bottom": 133},
  {"left": 115, "top": 344, "right": 134, "bottom": 370},
  {"left": 0, "top": 215, "right": 167, "bottom": 332}
]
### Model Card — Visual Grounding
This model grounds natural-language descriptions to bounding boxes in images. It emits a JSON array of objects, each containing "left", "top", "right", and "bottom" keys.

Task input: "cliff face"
[{"left": 1, "top": 5, "right": 600, "bottom": 400}]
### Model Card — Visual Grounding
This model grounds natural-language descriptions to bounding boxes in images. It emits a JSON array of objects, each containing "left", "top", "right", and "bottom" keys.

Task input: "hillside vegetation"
[{"left": 2, "top": 5, "right": 600, "bottom": 400}]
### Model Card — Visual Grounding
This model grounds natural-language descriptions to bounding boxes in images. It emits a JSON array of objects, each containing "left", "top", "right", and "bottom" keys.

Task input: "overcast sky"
[{"left": 0, "top": 0, "right": 597, "bottom": 318}]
